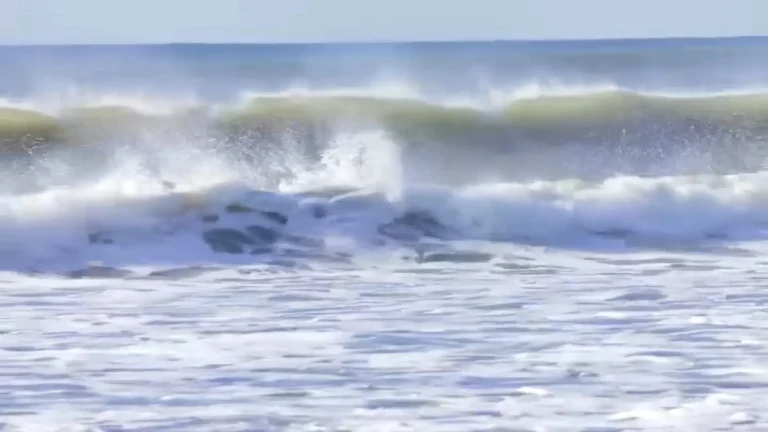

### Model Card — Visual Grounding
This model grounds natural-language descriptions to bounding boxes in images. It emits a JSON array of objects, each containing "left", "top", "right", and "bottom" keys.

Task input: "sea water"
[{"left": 1, "top": 38, "right": 768, "bottom": 431}]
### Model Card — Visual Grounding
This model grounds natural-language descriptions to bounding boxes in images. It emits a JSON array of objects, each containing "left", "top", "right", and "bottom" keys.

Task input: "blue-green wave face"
[
  {"left": 2, "top": 90, "right": 768, "bottom": 130},
  {"left": 2, "top": 38, "right": 768, "bottom": 190}
]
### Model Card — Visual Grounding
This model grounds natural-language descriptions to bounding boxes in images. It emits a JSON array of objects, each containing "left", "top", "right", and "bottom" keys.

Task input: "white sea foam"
[{"left": 3, "top": 124, "right": 768, "bottom": 273}]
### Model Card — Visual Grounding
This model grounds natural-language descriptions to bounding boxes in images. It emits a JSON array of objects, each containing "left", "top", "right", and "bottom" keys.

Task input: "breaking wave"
[
  {"left": 3, "top": 119, "right": 768, "bottom": 274},
  {"left": 2, "top": 79, "right": 768, "bottom": 274},
  {"left": 5, "top": 158, "right": 768, "bottom": 274},
  {"left": 3, "top": 87, "right": 768, "bottom": 144}
]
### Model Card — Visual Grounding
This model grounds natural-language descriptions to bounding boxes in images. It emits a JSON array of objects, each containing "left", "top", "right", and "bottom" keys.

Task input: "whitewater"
[{"left": 3, "top": 39, "right": 768, "bottom": 431}]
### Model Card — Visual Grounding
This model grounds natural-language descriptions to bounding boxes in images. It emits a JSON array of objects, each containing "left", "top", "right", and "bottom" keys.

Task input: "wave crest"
[
  {"left": 2, "top": 88, "right": 766, "bottom": 186},
  {"left": 3, "top": 88, "right": 768, "bottom": 143}
]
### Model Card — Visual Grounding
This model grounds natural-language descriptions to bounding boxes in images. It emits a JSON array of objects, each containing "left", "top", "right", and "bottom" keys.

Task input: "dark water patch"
[
  {"left": 493, "top": 262, "right": 564, "bottom": 275},
  {"left": 146, "top": 266, "right": 223, "bottom": 280},
  {"left": 586, "top": 256, "right": 692, "bottom": 265},
  {"left": 65, "top": 266, "right": 135, "bottom": 279},
  {"left": 666, "top": 263, "right": 732, "bottom": 272},
  {"left": 608, "top": 288, "right": 667, "bottom": 302},
  {"left": 416, "top": 250, "right": 495, "bottom": 264}
]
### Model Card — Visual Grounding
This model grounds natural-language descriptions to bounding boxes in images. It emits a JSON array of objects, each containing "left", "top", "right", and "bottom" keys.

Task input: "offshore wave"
[
  {"left": 2, "top": 86, "right": 767, "bottom": 183},
  {"left": 3, "top": 88, "right": 768, "bottom": 141}
]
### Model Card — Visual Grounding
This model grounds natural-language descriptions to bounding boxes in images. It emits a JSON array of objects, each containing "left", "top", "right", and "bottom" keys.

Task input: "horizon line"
[{"left": 1, "top": 34, "right": 766, "bottom": 48}]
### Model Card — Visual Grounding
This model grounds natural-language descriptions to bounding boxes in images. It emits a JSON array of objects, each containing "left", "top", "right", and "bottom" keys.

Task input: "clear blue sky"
[{"left": 0, "top": 0, "right": 765, "bottom": 44}]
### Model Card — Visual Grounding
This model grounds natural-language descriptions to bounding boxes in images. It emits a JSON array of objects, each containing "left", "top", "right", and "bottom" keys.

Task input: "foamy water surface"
[
  {"left": 4, "top": 166, "right": 768, "bottom": 431},
  {"left": 3, "top": 244, "right": 768, "bottom": 431}
]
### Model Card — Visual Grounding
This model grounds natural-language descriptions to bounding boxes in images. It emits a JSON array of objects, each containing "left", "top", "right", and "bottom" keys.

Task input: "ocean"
[{"left": 2, "top": 37, "right": 768, "bottom": 431}]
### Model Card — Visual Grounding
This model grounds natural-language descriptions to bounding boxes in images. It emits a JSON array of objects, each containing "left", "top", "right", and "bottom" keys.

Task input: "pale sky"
[{"left": 0, "top": 0, "right": 765, "bottom": 45}]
